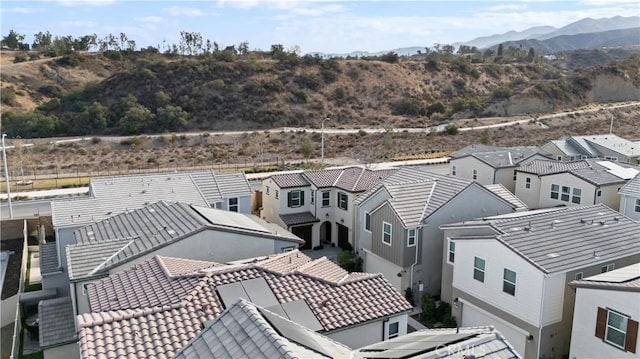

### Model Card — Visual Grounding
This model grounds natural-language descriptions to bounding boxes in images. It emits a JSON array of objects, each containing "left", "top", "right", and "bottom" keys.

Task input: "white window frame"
[
  {"left": 525, "top": 177, "right": 531, "bottom": 189},
  {"left": 228, "top": 197, "right": 239, "bottom": 212},
  {"left": 561, "top": 186, "right": 571, "bottom": 202},
  {"left": 447, "top": 239, "right": 455, "bottom": 264},
  {"left": 601, "top": 263, "right": 615, "bottom": 273},
  {"left": 310, "top": 190, "right": 314, "bottom": 204},
  {"left": 605, "top": 309, "right": 628, "bottom": 349},
  {"left": 322, "top": 191, "right": 330, "bottom": 207},
  {"left": 266, "top": 186, "right": 270, "bottom": 195},
  {"left": 605, "top": 156, "right": 618, "bottom": 161},
  {"left": 407, "top": 228, "right": 416, "bottom": 247},
  {"left": 364, "top": 212, "right": 371, "bottom": 232},
  {"left": 635, "top": 199, "right": 640, "bottom": 213},
  {"left": 387, "top": 321, "right": 400, "bottom": 339},
  {"left": 550, "top": 184, "right": 559, "bottom": 200},
  {"left": 289, "top": 190, "right": 302, "bottom": 207},
  {"left": 473, "top": 256, "right": 486, "bottom": 283},
  {"left": 575, "top": 272, "right": 583, "bottom": 280},
  {"left": 472, "top": 169, "right": 478, "bottom": 180},
  {"left": 597, "top": 189, "right": 602, "bottom": 197},
  {"left": 572, "top": 188, "right": 582, "bottom": 204},
  {"left": 503, "top": 268, "right": 517, "bottom": 296},
  {"left": 451, "top": 165, "right": 457, "bottom": 176},
  {"left": 275, "top": 190, "right": 279, "bottom": 199},
  {"left": 338, "top": 192, "right": 348, "bottom": 210},
  {"left": 382, "top": 222, "right": 392, "bottom": 246},
  {"left": 513, "top": 170, "right": 517, "bottom": 181}
]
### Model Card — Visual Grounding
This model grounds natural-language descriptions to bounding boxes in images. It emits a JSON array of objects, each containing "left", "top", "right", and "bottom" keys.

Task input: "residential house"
[
  {"left": 449, "top": 144, "right": 551, "bottom": 193},
  {"left": 354, "top": 166, "right": 518, "bottom": 295},
  {"left": 515, "top": 159, "right": 639, "bottom": 210},
  {"left": 541, "top": 134, "right": 640, "bottom": 164},
  {"left": 65, "top": 201, "right": 303, "bottom": 315},
  {"left": 568, "top": 263, "right": 639, "bottom": 358},
  {"left": 619, "top": 174, "right": 640, "bottom": 220},
  {"left": 174, "top": 298, "right": 522, "bottom": 359},
  {"left": 261, "top": 166, "right": 397, "bottom": 250},
  {"left": 48, "top": 170, "right": 252, "bottom": 296},
  {"left": 76, "top": 250, "right": 412, "bottom": 357},
  {"left": 440, "top": 204, "right": 640, "bottom": 358}
]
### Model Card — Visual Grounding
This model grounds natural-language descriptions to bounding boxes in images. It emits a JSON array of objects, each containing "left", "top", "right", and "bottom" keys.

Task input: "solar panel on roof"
[
  {"left": 359, "top": 332, "right": 477, "bottom": 358},
  {"left": 241, "top": 278, "right": 280, "bottom": 308},
  {"left": 595, "top": 161, "right": 640, "bottom": 180},
  {"left": 192, "top": 206, "right": 271, "bottom": 233},
  {"left": 217, "top": 282, "right": 250, "bottom": 307},
  {"left": 281, "top": 299, "right": 323, "bottom": 331},
  {"left": 584, "top": 263, "right": 640, "bottom": 283}
]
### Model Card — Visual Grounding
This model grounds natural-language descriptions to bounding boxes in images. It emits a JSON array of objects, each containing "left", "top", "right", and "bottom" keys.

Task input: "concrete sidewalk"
[{"left": 0, "top": 187, "right": 89, "bottom": 200}]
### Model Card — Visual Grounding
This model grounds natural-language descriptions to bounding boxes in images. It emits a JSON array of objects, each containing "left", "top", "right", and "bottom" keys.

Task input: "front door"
[{"left": 337, "top": 223, "right": 349, "bottom": 250}]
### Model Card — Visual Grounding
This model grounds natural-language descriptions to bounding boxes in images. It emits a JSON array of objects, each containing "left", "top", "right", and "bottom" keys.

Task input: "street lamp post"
[
  {"left": 321, "top": 118, "right": 330, "bottom": 163},
  {"left": 2, "top": 134, "right": 14, "bottom": 219}
]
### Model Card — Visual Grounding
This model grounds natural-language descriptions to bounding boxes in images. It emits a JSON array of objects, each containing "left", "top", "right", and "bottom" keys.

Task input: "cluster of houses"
[{"left": 20, "top": 134, "right": 640, "bottom": 359}]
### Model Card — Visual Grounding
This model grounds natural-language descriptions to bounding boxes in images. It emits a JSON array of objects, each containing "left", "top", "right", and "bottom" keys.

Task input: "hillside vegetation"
[{"left": 1, "top": 46, "right": 639, "bottom": 138}]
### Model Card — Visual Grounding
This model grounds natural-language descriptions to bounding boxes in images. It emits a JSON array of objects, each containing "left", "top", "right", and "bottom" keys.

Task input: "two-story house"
[
  {"left": 353, "top": 166, "right": 518, "bottom": 296},
  {"left": 619, "top": 174, "right": 640, "bottom": 221},
  {"left": 76, "top": 250, "right": 412, "bottom": 357},
  {"left": 515, "top": 159, "right": 639, "bottom": 210},
  {"left": 261, "top": 166, "right": 397, "bottom": 250},
  {"left": 441, "top": 204, "right": 640, "bottom": 358},
  {"left": 449, "top": 144, "right": 551, "bottom": 193},
  {"left": 568, "top": 263, "right": 639, "bottom": 359},
  {"left": 542, "top": 134, "right": 640, "bottom": 164},
  {"left": 47, "top": 170, "right": 252, "bottom": 296}
]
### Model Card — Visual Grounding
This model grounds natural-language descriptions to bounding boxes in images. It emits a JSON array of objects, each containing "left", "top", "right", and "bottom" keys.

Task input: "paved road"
[{"left": 0, "top": 200, "right": 52, "bottom": 220}]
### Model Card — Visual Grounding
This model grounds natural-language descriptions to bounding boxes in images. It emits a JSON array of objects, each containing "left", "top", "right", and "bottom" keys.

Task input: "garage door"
[
  {"left": 291, "top": 225, "right": 312, "bottom": 250},
  {"left": 461, "top": 303, "right": 527, "bottom": 356}
]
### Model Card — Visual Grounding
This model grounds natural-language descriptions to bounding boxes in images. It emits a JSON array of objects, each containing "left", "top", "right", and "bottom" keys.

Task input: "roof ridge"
[
  {"left": 77, "top": 303, "right": 184, "bottom": 328},
  {"left": 351, "top": 167, "right": 366, "bottom": 191},
  {"left": 419, "top": 180, "right": 438, "bottom": 222}
]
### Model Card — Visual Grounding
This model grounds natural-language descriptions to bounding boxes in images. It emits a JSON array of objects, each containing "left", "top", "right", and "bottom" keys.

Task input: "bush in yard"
[{"left": 405, "top": 287, "right": 416, "bottom": 307}]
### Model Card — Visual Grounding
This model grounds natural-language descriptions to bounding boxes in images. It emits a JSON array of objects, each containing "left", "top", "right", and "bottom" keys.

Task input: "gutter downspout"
[
  {"left": 537, "top": 274, "right": 548, "bottom": 358},
  {"left": 409, "top": 227, "right": 421, "bottom": 291}
]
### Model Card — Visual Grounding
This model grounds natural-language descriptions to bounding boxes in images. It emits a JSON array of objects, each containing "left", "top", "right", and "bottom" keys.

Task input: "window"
[
  {"left": 382, "top": 222, "right": 392, "bottom": 246},
  {"left": 473, "top": 257, "right": 485, "bottom": 283},
  {"left": 214, "top": 202, "right": 223, "bottom": 209},
  {"left": 635, "top": 199, "right": 640, "bottom": 213},
  {"left": 266, "top": 186, "right": 270, "bottom": 195},
  {"left": 451, "top": 165, "right": 457, "bottom": 176},
  {"left": 525, "top": 177, "right": 531, "bottom": 189},
  {"left": 281, "top": 246, "right": 296, "bottom": 253},
  {"left": 595, "top": 307, "right": 638, "bottom": 353},
  {"left": 605, "top": 156, "right": 618, "bottom": 161},
  {"left": 310, "top": 190, "right": 314, "bottom": 204},
  {"left": 338, "top": 192, "right": 348, "bottom": 210},
  {"left": 597, "top": 189, "right": 602, "bottom": 197},
  {"left": 551, "top": 184, "right": 559, "bottom": 199},
  {"left": 513, "top": 170, "right": 517, "bottom": 181},
  {"left": 275, "top": 190, "right": 279, "bottom": 199},
  {"left": 388, "top": 322, "right": 399, "bottom": 339},
  {"left": 322, "top": 191, "right": 330, "bottom": 207},
  {"left": 447, "top": 240, "right": 455, "bottom": 264},
  {"left": 561, "top": 186, "right": 571, "bottom": 202},
  {"left": 228, "top": 197, "right": 239, "bottom": 212},
  {"left": 365, "top": 212, "right": 371, "bottom": 232},
  {"left": 407, "top": 228, "right": 416, "bottom": 247},
  {"left": 287, "top": 190, "right": 304, "bottom": 207},
  {"left": 503, "top": 268, "right": 516, "bottom": 296},
  {"left": 472, "top": 169, "right": 478, "bottom": 180},
  {"left": 572, "top": 188, "right": 582, "bottom": 204},
  {"left": 575, "top": 272, "right": 583, "bottom": 280},
  {"left": 557, "top": 156, "right": 562, "bottom": 160},
  {"left": 601, "top": 263, "right": 615, "bottom": 273}
]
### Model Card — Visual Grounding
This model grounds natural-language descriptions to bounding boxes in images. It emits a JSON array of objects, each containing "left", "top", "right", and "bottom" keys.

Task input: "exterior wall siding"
[
  {"left": 538, "top": 173, "right": 595, "bottom": 209},
  {"left": 450, "top": 157, "right": 495, "bottom": 185},
  {"left": 355, "top": 189, "right": 391, "bottom": 254},
  {"left": 370, "top": 204, "right": 405, "bottom": 267},
  {"left": 325, "top": 314, "right": 408, "bottom": 348},
  {"left": 514, "top": 172, "right": 543, "bottom": 209},
  {"left": 620, "top": 195, "right": 640, "bottom": 220}
]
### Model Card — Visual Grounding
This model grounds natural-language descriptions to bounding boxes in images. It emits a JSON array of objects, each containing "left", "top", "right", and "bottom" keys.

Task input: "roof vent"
[
  {"left": 599, "top": 220, "right": 607, "bottom": 226},
  {"left": 613, "top": 217, "right": 620, "bottom": 222},
  {"left": 580, "top": 218, "right": 587, "bottom": 224}
]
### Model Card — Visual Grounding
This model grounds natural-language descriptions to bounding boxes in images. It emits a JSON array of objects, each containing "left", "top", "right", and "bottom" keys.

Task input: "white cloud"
[
  {"left": 56, "top": 0, "right": 115, "bottom": 6},
  {"left": 580, "top": 0, "right": 639, "bottom": 5},
  {"left": 163, "top": 6, "right": 204, "bottom": 17},
  {"left": 2, "top": 7, "right": 45, "bottom": 13},
  {"left": 135, "top": 16, "right": 164, "bottom": 23}
]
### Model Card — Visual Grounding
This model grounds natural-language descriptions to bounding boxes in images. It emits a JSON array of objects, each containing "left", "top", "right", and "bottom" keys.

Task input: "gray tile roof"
[
  {"left": 280, "top": 212, "right": 321, "bottom": 226},
  {"left": 446, "top": 204, "right": 640, "bottom": 274},
  {"left": 552, "top": 135, "right": 640, "bottom": 158},
  {"left": 570, "top": 262, "right": 640, "bottom": 292},
  {"left": 361, "top": 167, "right": 506, "bottom": 227},
  {"left": 548, "top": 140, "right": 582, "bottom": 157},
  {"left": 355, "top": 326, "right": 521, "bottom": 359},
  {"left": 485, "top": 184, "right": 528, "bottom": 211},
  {"left": 39, "top": 297, "right": 77, "bottom": 348},
  {"left": 452, "top": 144, "right": 548, "bottom": 169},
  {"left": 619, "top": 174, "right": 640, "bottom": 197},
  {"left": 67, "top": 202, "right": 302, "bottom": 280},
  {"left": 52, "top": 172, "right": 210, "bottom": 228},
  {"left": 39, "top": 242, "right": 60, "bottom": 274},
  {"left": 189, "top": 170, "right": 253, "bottom": 203},
  {"left": 78, "top": 251, "right": 412, "bottom": 358},
  {"left": 518, "top": 159, "right": 639, "bottom": 186},
  {"left": 270, "top": 167, "right": 397, "bottom": 192},
  {"left": 173, "top": 298, "right": 352, "bottom": 359}
]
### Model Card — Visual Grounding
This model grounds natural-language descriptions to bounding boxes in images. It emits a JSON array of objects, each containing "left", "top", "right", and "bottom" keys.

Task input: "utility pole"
[
  {"left": 609, "top": 113, "right": 614, "bottom": 134},
  {"left": 2, "top": 134, "right": 14, "bottom": 219},
  {"left": 321, "top": 118, "right": 330, "bottom": 163}
]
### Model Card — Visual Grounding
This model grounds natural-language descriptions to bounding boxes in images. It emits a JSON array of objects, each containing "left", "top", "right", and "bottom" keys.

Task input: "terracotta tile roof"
[
  {"left": 79, "top": 251, "right": 411, "bottom": 358},
  {"left": 156, "top": 255, "right": 220, "bottom": 278},
  {"left": 270, "top": 173, "right": 310, "bottom": 188},
  {"left": 517, "top": 159, "right": 639, "bottom": 185},
  {"left": 270, "top": 167, "right": 397, "bottom": 193}
]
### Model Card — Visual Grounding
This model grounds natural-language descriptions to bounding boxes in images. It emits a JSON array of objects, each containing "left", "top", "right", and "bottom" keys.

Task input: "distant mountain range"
[{"left": 309, "top": 16, "right": 640, "bottom": 57}]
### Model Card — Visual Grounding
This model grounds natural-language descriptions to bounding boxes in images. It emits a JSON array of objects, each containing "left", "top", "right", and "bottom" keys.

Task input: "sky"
[{"left": 1, "top": 0, "right": 638, "bottom": 54}]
